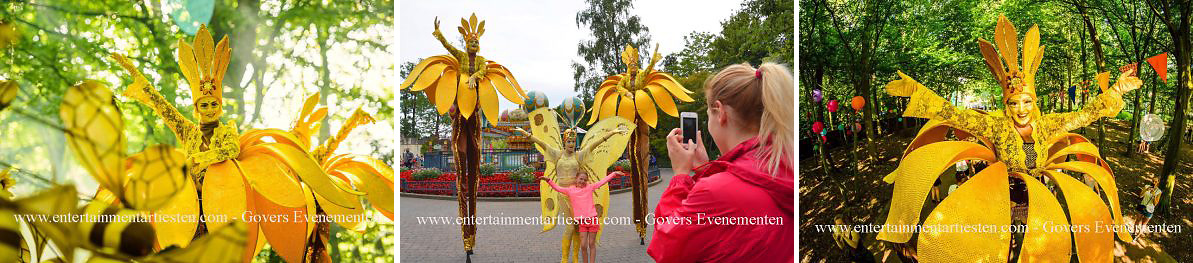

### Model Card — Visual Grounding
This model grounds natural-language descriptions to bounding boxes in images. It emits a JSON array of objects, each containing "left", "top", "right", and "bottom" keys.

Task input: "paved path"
[{"left": 400, "top": 169, "right": 673, "bottom": 262}]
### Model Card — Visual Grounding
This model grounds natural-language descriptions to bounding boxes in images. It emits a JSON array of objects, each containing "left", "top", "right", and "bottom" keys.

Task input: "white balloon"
[{"left": 1141, "top": 114, "right": 1166, "bottom": 142}]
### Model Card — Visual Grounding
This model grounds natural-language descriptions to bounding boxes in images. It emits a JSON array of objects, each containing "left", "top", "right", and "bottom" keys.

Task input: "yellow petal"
[
  {"left": 1044, "top": 142, "right": 1101, "bottom": 165},
  {"left": 203, "top": 161, "right": 248, "bottom": 231},
  {"left": 485, "top": 73, "right": 523, "bottom": 104},
  {"left": 316, "top": 175, "right": 366, "bottom": 231},
  {"left": 194, "top": 25, "right": 215, "bottom": 77},
  {"left": 412, "top": 63, "right": 449, "bottom": 92},
  {"left": 646, "top": 84, "right": 679, "bottom": 117},
  {"left": 123, "top": 145, "right": 189, "bottom": 211},
  {"left": 302, "top": 184, "right": 317, "bottom": 239},
  {"left": 335, "top": 157, "right": 394, "bottom": 220},
  {"left": 251, "top": 143, "right": 364, "bottom": 208},
  {"left": 478, "top": 76, "right": 501, "bottom": 125},
  {"left": 634, "top": 90, "right": 658, "bottom": 128},
  {"left": 212, "top": 36, "right": 231, "bottom": 89},
  {"left": 0, "top": 209, "right": 19, "bottom": 260},
  {"left": 1047, "top": 161, "right": 1131, "bottom": 242},
  {"left": 60, "top": 80, "right": 125, "bottom": 198},
  {"left": 617, "top": 94, "right": 637, "bottom": 122},
  {"left": 237, "top": 150, "right": 305, "bottom": 208},
  {"left": 457, "top": 73, "right": 477, "bottom": 119},
  {"left": 433, "top": 69, "right": 457, "bottom": 114},
  {"left": 653, "top": 72, "right": 691, "bottom": 94},
  {"left": 238, "top": 129, "right": 306, "bottom": 151},
  {"left": 587, "top": 85, "right": 618, "bottom": 125},
  {"left": 149, "top": 173, "right": 199, "bottom": 249},
  {"left": 176, "top": 40, "right": 201, "bottom": 89},
  {"left": 17, "top": 186, "right": 79, "bottom": 259},
  {"left": 598, "top": 93, "right": 619, "bottom": 121},
  {"left": 488, "top": 64, "right": 524, "bottom": 94},
  {"left": 917, "top": 162, "right": 1011, "bottom": 261},
  {"left": 249, "top": 185, "right": 307, "bottom": 263},
  {"left": 1022, "top": 25, "right": 1040, "bottom": 80},
  {"left": 1042, "top": 170, "right": 1113, "bottom": 263},
  {"left": 145, "top": 221, "right": 249, "bottom": 263},
  {"left": 877, "top": 141, "right": 996, "bottom": 243},
  {"left": 1045, "top": 133, "right": 1090, "bottom": 156},
  {"left": 401, "top": 56, "right": 450, "bottom": 90},
  {"left": 1015, "top": 174, "right": 1072, "bottom": 262},
  {"left": 651, "top": 76, "right": 694, "bottom": 102}
]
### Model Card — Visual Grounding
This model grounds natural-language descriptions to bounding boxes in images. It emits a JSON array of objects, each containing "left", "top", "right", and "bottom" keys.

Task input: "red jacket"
[{"left": 648, "top": 138, "right": 795, "bottom": 262}]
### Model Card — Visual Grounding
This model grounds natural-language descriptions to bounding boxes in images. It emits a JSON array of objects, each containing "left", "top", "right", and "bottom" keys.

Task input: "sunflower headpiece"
[
  {"left": 978, "top": 15, "right": 1044, "bottom": 103},
  {"left": 177, "top": 24, "right": 231, "bottom": 120},
  {"left": 458, "top": 13, "right": 485, "bottom": 41},
  {"left": 621, "top": 44, "right": 640, "bottom": 68}
]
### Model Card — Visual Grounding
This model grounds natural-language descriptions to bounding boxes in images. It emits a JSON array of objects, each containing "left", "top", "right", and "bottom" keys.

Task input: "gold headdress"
[
  {"left": 621, "top": 44, "right": 639, "bottom": 67},
  {"left": 457, "top": 13, "right": 485, "bottom": 41},
  {"left": 178, "top": 24, "right": 231, "bottom": 108},
  {"left": 978, "top": 15, "right": 1044, "bottom": 103}
]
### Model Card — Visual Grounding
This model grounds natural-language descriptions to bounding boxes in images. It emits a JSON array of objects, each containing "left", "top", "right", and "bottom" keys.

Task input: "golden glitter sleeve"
[
  {"left": 903, "top": 87, "right": 1000, "bottom": 139},
  {"left": 1039, "top": 93, "right": 1124, "bottom": 135}
]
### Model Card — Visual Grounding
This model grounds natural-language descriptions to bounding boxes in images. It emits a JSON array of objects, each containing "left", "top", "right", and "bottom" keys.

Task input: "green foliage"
[
  {"left": 571, "top": 0, "right": 653, "bottom": 102},
  {"left": 411, "top": 168, "right": 443, "bottom": 181},
  {"left": 508, "top": 165, "right": 536, "bottom": 184},
  {"left": 480, "top": 163, "right": 497, "bottom": 177}
]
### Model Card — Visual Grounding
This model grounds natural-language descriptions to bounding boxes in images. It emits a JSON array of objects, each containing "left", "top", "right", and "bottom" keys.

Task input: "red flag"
[{"left": 1147, "top": 53, "right": 1169, "bottom": 82}]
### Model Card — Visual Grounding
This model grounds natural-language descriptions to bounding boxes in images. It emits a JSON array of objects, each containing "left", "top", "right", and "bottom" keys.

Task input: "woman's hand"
[
  {"left": 885, "top": 71, "right": 924, "bottom": 97},
  {"left": 513, "top": 127, "right": 530, "bottom": 136},
  {"left": 666, "top": 128, "right": 709, "bottom": 176},
  {"left": 1111, "top": 69, "right": 1142, "bottom": 97}
]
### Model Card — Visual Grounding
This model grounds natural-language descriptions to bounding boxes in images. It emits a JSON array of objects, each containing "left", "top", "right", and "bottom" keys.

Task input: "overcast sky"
[{"left": 398, "top": 0, "right": 746, "bottom": 113}]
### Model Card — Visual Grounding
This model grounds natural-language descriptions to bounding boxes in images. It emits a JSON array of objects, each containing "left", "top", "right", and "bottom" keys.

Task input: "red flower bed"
[{"left": 400, "top": 170, "right": 636, "bottom": 197}]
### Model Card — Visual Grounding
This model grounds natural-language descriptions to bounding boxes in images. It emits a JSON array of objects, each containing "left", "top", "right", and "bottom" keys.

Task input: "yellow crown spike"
[
  {"left": 469, "top": 13, "right": 478, "bottom": 29},
  {"left": 981, "top": 15, "right": 1045, "bottom": 103}
]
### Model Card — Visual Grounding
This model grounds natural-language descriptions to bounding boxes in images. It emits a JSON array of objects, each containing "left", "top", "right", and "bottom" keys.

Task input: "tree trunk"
[
  {"left": 1079, "top": 5, "right": 1109, "bottom": 148},
  {"left": 629, "top": 118, "right": 650, "bottom": 243},
  {"left": 1157, "top": 31, "right": 1189, "bottom": 215},
  {"left": 451, "top": 112, "right": 481, "bottom": 253}
]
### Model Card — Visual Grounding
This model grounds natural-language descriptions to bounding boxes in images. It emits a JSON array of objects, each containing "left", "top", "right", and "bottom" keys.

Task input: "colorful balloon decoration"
[
  {"left": 812, "top": 121, "right": 824, "bottom": 134},
  {"left": 813, "top": 89, "right": 823, "bottom": 103},
  {"left": 1141, "top": 114, "right": 1166, "bottom": 142},
  {"left": 827, "top": 100, "right": 839, "bottom": 113},
  {"left": 559, "top": 96, "right": 585, "bottom": 126},
  {"left": 851, "top": 96, "right": 865, "bottom": 111},
  {"left": 523, "top": 90, "right": 550, "bottom": 112}
]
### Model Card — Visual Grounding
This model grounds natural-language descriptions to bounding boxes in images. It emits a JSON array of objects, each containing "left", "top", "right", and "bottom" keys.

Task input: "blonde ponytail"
[
  {"left": 704, "top": 62, "right": 794, "bottom": 175},
  {"left": 756, "top": 63, "right": 794, "bottom": 175}
]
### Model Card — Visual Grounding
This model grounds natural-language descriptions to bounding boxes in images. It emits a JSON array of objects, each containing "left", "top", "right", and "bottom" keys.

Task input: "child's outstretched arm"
[
  {"left": 592, "top": 171, "right": 623, "bottom": 188},
  {"left": 539, "top": 176, "right": 566, "bottom": 192}
]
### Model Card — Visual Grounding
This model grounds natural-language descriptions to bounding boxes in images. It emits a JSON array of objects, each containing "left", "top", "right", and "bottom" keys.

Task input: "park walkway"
[{"left": 399, "top": 169, "right": 673, "bottom": 262}]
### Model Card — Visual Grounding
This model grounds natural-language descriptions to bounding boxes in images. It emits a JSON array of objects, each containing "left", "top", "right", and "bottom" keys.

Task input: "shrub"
[
  {"left": 480, "top": 163, "right": 497, "bottom": 177},
  {"left": 411, "top": 168, "right": 442, "bottom": 181},
  {"left": 508, "top": 165, "right": 536, "bottom": 183},
  {"left": 612, "top": 159, "right": 632, "bottom": 172}
]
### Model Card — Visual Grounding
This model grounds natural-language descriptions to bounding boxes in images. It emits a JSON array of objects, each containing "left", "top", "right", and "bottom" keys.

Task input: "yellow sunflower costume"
[
  {"left": 399, "top": 13, "right": 526, "bottom": 254},
  {"left": 113, "top": 25, "right": 373, "bottom": 263},
  {"left": 880, "top": 15, "right": 1141, "bottom": 262}
]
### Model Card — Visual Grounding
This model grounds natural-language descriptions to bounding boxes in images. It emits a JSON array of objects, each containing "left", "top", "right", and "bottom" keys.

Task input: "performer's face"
[
  {"left": 196, "top": 96, "right": 222, "bottom": 123},
  {"left": 1005, "top": 93, "right": 1035, "bottom": 127},
  {"left": 466, "top": 39, "right": 479, "bottom": 54}
]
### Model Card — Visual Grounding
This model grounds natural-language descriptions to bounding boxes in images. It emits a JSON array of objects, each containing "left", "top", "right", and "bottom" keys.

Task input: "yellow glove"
[
  {"left": 885, "top": 71, "right": 924, "bottom": 97},
  {"left": 1110, "top": 69, "right": 1142, "bottom": 97}
]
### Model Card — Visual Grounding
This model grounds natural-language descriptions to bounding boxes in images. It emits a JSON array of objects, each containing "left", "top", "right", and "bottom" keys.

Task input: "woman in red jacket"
[{"left": 649, "top": 62, "right": 795, "bottom": 262}]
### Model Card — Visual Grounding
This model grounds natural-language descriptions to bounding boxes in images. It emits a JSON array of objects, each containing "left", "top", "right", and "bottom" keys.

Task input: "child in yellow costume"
[{"left": 879, "top": 15, "right": 1141, "bottom": 262}]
